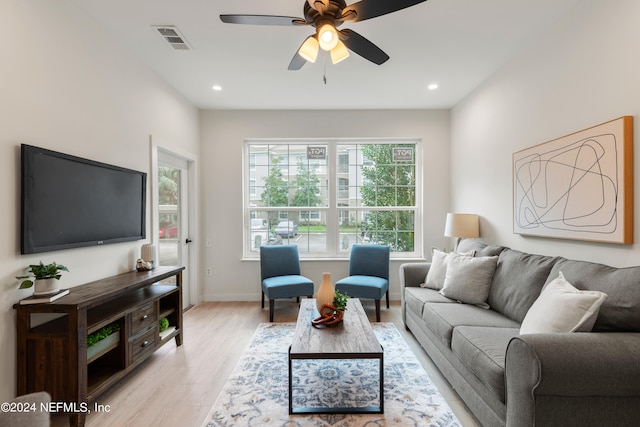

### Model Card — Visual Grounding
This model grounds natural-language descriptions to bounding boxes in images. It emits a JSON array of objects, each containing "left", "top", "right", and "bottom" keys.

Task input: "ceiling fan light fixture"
[
  {"left": 298, "top": 36, "right": 319, "bottom": 63},
  {"left": 221, "top": 0, "right": 430, "bottom": 69},
  {"left": 330, "top": 40, "right": 350, "bottom": 64},
  {"left": 318, "top": 24, "right": 339, "bottom": 51}
]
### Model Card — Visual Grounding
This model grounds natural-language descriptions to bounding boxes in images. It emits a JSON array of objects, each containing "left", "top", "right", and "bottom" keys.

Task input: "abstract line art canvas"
[{"left": 513, "top": 116, "right": 633, "bottom": 244}]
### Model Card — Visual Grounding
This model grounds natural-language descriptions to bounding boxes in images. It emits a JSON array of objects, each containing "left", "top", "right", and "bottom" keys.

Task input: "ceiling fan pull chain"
[{"left": 323, "top": 55, "right": 328, "bottom": 84}]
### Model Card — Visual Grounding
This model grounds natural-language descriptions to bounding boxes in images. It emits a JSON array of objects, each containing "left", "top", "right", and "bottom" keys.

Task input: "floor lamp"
[{"left": 444, "top": 213, "right": 480, "bottom": 251}]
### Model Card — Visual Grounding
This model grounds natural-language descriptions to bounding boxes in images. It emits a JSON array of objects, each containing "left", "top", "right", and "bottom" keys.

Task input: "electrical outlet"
[{"left": 206, "top": 268, "right": 212, "bottom": 276}]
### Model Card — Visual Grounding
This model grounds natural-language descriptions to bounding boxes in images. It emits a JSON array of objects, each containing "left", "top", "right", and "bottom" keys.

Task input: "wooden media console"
[{"left": 14, "top": 266, "right": 185, "bottom": 427}]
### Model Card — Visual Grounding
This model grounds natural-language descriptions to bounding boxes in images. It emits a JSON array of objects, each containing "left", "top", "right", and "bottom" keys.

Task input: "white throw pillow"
[
  {"left": 423, "top": 248, "right": 449, "bottom": 290},
  {"left": 439, "top": 254, "right": 498, "bottom": 309},
  {"left": 520, "top": 272, "right": 608, "bottom": 335},
  {"left": 423, "top": 248, "right": 474, "bottom": 290}
]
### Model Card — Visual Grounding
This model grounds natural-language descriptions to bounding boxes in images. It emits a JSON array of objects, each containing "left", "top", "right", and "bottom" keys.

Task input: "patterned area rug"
[{"left": 202, "top": 323, "right": 460, "bottom": 427}]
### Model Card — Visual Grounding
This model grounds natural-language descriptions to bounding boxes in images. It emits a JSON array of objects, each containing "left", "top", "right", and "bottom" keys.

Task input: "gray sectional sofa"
[{"left": 400, "top": 239, "right": 640, "bottom": 427}]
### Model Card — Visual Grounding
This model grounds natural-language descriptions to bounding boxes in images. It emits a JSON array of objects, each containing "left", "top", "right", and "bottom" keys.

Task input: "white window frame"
[{"left": 243, "top": 138, "right": 423, "bottom": 259}]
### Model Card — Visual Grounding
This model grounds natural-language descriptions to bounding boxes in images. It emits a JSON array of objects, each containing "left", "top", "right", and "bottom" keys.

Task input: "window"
[
  {"left": 249, "top": 179, "right": 257, "bottom": 197},
  {"left": 244, "top": 139, "right": 421, "bottom": 258}
]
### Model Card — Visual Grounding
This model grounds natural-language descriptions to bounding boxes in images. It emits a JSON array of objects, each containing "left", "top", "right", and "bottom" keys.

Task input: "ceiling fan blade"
[
  {"left": 307, "top": 0, "right": 329, "bottom": 12},
  {"left": 220, "top": 14, "right": 307, "bottom": 26},
  {"left": 342, "top": 0, "right": 427, "bottom": 22},
  {"left": 288, "top": 51, "right": 307, "bottom": 70},
  {"left": 339, "top": 29, "right": 389, "bottom": 65}
]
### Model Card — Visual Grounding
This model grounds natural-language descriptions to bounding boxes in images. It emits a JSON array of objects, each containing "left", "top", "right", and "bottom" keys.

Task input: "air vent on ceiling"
[{"left": 152, "top": 25, "right": 192, "bottom": 50}]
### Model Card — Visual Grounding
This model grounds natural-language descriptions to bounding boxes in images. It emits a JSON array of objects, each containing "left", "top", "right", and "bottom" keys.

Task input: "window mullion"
[{"left": 326, "top": 141, "right": 338, "bottom": 255}]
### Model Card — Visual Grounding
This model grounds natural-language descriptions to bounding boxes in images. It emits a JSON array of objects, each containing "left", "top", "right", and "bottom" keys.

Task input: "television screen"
[{"left": 21, "top": 144, "right": 146, "bottom": 254}]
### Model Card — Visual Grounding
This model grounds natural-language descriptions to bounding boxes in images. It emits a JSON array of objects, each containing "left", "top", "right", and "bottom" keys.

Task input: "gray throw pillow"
[{"left": 440, "top": 254, "right": 498, "bottom": 309}]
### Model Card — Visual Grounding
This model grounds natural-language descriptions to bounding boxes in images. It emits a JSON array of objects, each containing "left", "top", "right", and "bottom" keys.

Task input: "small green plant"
[
  {"left": 87, "top": 323, "right": 120, "bottom": 347},
  {"left": 333, "top": 290, "right": 348, "bottom": 311},
  {"left": 159, "top": 317, "right": 169, "bottom": 332},
  {"left": 15, "top": 261, "right": 69, "bottom": 289}
]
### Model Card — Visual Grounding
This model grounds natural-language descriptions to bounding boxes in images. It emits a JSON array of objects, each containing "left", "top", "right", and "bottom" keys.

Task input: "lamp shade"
[
  {"left": 444, "top": 213, "right": 480, "bottom": 238},
  {"left": 330, "top": 40, "right": 350, "bottom": 64},
  {"left": 298, "top": 36, "right": 319, "bottom": 63},
  {"left": 141, "top": 243, "right": 158, "bottom": 263}
]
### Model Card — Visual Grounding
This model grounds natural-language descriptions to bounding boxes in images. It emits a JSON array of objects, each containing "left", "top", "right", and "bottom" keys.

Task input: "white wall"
[
  {"left": 451, "top": 0, "right": 640, "bottom": 267},
  {"left": 200, "top": 109, "right": 451, "bottom": 302},
  {"left": 0, "top": 0, "right": 199, "bottom": 401}
]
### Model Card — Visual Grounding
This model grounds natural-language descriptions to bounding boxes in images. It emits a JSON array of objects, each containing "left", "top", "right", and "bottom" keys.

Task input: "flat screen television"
[{"left": 21, "top": 144, "right": 147, "bottom": 254}]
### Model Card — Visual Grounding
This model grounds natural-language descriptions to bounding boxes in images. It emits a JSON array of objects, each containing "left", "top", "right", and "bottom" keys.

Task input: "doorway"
[{"left": 151, "top": 140, "right": 197, "bottom": 309}]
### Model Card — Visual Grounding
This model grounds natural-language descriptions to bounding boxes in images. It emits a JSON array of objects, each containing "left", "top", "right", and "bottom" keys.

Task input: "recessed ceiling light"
[
  {"left": 212, "top": 85, "right": 222, "bottom": 91},
  {"left": 428, "top": 83, "right": 438, "bottom": 90}
]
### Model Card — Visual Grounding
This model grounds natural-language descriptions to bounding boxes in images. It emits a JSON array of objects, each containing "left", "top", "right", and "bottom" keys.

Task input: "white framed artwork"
[{"left": 513, "top": 116, "right": 633, "bottom": 244}]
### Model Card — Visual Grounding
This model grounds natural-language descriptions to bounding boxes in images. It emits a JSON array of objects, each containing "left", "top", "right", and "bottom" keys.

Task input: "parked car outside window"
[
  {"left": 251, "top": 218, "right": 268, "bottom": 230},
  {"left": 159, "top": 224, "right": 178, "bottom": 238},
  {"left": 275, "top": 221, "right": 298, "bottom": 238}
]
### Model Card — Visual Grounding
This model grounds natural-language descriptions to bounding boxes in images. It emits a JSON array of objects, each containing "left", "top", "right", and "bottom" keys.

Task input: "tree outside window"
[
  {"left": 260, "top": 156, "right": 288, "bottom": 225},
  {"left": 360, "top": 144, "right": 415, "bottom": 251}
]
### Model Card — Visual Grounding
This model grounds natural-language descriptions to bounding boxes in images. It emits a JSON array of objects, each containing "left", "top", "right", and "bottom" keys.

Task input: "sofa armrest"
[
  {"left": 505, "top": 332, "right": 640, "bottom": 427},
  {"left": 399, "top": 262, "right": 430, "bottom": 289},
  {"left": 399, "top": 262, "right": 430, "bottom": 325}
]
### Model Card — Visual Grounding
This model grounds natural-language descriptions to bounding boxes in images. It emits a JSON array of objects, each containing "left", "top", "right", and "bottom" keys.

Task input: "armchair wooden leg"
[
  {"left": 375, "top": 299, "right": 381, "bottom": 322},
  {"left": 262, "top": 291, "right": 265, "bottom": 309},
  {"left": 386, "top": 291, "right": 390, "bottom": 309},
  {"left": 269, "top": 299, "right": 275, "bottom": 322}
]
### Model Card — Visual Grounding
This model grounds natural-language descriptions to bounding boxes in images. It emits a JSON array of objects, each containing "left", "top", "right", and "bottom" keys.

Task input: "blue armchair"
[
  {"left": 335, "top": 244, "right": 390, "bottom": 322},
  {"left": 260, "top": 245, "right": 314, "bottom": 322}
]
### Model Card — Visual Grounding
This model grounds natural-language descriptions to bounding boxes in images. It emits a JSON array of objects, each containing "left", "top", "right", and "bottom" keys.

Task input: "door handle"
[{"left": 185, "top": 238, "right": 192, "bottom": 244}]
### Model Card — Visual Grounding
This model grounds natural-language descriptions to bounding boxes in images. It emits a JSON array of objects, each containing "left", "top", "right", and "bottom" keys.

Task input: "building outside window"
[{"left": 244, "top": 139, "right": 421, "bottom": 258}]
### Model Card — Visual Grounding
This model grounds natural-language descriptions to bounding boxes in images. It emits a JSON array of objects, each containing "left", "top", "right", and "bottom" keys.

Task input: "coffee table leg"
[
  {"left": 379, "top": 351, "right": 384, "bottom": 414},
  {"left": 288, "top": 345, "right": 293, "bottom": 415}
]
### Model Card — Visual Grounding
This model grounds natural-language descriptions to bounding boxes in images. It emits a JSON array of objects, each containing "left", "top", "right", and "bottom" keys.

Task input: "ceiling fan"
[{"left": 220, "top": 0, "right": 428, "bottom": 70}]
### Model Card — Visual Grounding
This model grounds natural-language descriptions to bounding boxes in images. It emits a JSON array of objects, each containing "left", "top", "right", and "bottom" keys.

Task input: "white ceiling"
[{"left": 70, "top": 0, "right": 582, "bottom": 110}]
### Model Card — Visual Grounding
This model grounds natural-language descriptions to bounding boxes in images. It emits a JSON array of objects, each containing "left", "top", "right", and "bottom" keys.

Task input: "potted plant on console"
[{"left": 16, "top": 261, "right": 69, "bottom": 302}]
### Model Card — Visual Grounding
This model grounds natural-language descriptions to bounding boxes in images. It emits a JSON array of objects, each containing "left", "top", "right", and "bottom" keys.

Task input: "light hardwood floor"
[{"left": 51, "top": 300, "right": 480, "bottom": 427}]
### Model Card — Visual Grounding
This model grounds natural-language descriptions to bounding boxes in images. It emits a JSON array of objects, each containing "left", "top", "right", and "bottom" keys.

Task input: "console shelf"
[{"left": 14, "top": 266, "right": 184, "bottom": 427}]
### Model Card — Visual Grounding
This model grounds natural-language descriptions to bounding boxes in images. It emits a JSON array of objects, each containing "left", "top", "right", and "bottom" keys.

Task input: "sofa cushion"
[
  {"left": 521, "top": 272, "right": 608, "bottom": 334},
  {"left": 451, "top": 326, "right": 520, "bottom": 403},
  {"left": 404, "top": 287, "right": 455, "bottom": 317},
  {"left": 548, "top": 259, "right": 640, "bottom": 332},
  {"left": 422, "top": 302, "right": 520, "bottom": 348},
  {"left": 488, "top": 248, "right": 560, "bottom": 322},
  {"left": 440, "top": 255, "right": 498, "bottom": 309},
  {"left": 456, "top": 238, "right": 505, "bottom": 257}
]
